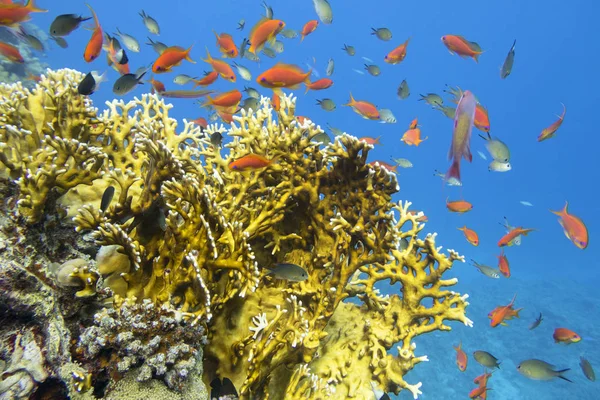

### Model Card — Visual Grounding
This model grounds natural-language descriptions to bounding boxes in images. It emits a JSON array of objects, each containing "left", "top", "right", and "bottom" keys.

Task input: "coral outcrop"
[{"left": 0, "top": 68, "right": 471, "bottom": 400}]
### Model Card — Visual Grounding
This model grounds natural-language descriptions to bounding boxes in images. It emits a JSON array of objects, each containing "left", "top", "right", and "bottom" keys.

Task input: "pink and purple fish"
[{"left": 446, "top": 90, "right": 477, "bottom": 183}]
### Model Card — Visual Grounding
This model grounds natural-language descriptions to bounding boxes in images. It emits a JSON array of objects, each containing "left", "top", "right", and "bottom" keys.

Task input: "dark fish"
[
  {"left": 342, "top": 44, "right": 355, "bottom": 56},
  {"left": 157, "top": 210, "right": 167, "bottom": 232},
  {"left": 113, "top": 71, "right": 146, "bottom": 96},
  {"left": 267, "top": 263, "right": 308, "bottom": 282},
  {"left": 210, "top": 377, "right": 238, "bottom": 399},
  {"left": 237, "top": 19, "right": 245, "bottom": 30},
  {"left": 115, "top": 48, "right": 128, "bottom": 65},
  {"left": 146, "top": 37, "right": 167, "bottom": 54},
  {"left": 50, "top": 36, "right": 68, "bottom": 48},
  {"left": 364, "top": 64, "right": 380, "bottom": 76},
  {"left": 49, "top": 14, "right": 92, "bottom": 36},
  {"left": 473, "top": 350, "right": 501, "bottom": 369},
  {"left": 397, "top": 79, "right": 409, "bottom": 99},
  {"left": 17, "top": 27, "right": 44, "bottom": 51},
  {"left": 500, "top": 39, "right": 516, "bottom": 79},
  {"left": 580, "top": 356, "right": 596, "bottom": 381},
  {"left": 100, "top": 186, "right": 115, "bottom": 212},
  {"left": 210, "top": 132, "right": 223, "bottom": 148},
  {"left": 371, "top": 27, "right": 392, "bottom": 41},
  {"left": 528, "top": 313, "right": 543, "bottom": 330},
  {"left": 517, "top": 359, "right": 572, "bottom": 382},
  {"left": 78, "top": 71, "right": 106, "bottom": 96},
  {"left": 105, "top": 33, "right": 122, "bottom": 52}
]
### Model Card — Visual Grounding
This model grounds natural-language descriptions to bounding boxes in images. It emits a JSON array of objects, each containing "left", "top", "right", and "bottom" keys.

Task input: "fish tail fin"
[
  {"left": 556, "top": 369, "right": 572, "bottom": 383},
  {"left": 473, "top": 53, "right": 480, "bottom": 63},
  {"left": 25, "top": 0, "right": 47, "bottom": 12},
  {"left": 304, "top": 82, "right": 312, "bottom": 94},
  {"left": 201, "top": 96, "right": 213, "bottom": 108},
  {"left": 85, "top": 3, "right": 99, "bottom": 28},
  {"left": 513, "top": 308, "right": 523, "bottom": 318},
  {"left": 204, "top": 46, "right": 213, "bottom": 63},
  {"left": 457, "top": 226, "right": 466, "bottom": 231},
  {"left": 445, "top": 160, "right": 460, "bottom": 182},
  {"left": 343, "top": 92, "right": 355, "bottom": 107},
  {"left": 185, "top": 44, "right": 196, "bottom": 63}
]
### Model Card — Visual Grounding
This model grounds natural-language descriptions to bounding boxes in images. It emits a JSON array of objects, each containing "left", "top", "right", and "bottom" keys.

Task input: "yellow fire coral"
[{"left": 0, "top": 68, "right": 471, "bottom": 399}]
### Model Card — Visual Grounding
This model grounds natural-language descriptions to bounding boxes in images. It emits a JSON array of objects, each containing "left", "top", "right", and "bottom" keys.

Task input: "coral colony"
[{"left": 0, "top": 69, "right": 471, "bottom": 399}]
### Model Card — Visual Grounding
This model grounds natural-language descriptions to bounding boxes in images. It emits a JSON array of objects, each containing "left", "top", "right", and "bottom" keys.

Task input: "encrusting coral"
[{"left": 0, "top": 68, "right": 472, "bottom": 400}]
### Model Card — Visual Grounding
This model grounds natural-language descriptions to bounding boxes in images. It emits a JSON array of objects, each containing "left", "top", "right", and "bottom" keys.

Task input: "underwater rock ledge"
[{"left": 0, "top": 68, "right": 471, "bottom": 400}]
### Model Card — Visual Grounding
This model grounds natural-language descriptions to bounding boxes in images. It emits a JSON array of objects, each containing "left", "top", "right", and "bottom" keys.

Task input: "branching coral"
[{"left": 0, "top": 68, "right": 471, "bottom": 400}]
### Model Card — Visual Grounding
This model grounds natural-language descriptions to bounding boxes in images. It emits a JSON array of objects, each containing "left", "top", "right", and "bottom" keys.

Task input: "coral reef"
[{"left": 0, "top": 68, "right": 471, "bottom": 399}]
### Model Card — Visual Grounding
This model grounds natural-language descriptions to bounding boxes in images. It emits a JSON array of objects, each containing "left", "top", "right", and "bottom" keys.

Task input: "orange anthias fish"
[
  {"left": 149, "top": 77, "right": 165, "bottom": 94},
  {"left": 446, "top": 199, "right": 473, "bottom": 213},
  {"left": 488, "top": 305, "right": 522, "bottom": 325},
  {"left": 191, "top": 117, "right": 208, "bottom": 129},
  {"left": 538, "top": 103, "right": 566, "bottom": 142},
  {"left": 497, "top": 250, "right": 510, "bottom": 278},
  {"left": 446, "top": 90, "right": 476, "bottom": 183},
  {"left": 550, "top": 201, "right": 588, "bottom": 249},
  {"left": 193, "top": 71, "right": 219, "bottom": 87},
  {"left": 344, "top": 92, "right": 380, "bottom": 120},
  {"left": 248, "top": 18, "right": 285, "bottom": 54},
  {"left": 408, "top": 210, "right": 428, "bottom": 222},
  {"left": 490, "top": 294, "right": 518, "bottom": 327},
  {"left": 0, "top": 0, "right": 46, "bottom": 28},
  {"left": 257, "top": 63, "right": 311, "bottom": 89},
  {"left": 441, "top": 35, "right": 483, "bottom": 63},
  {"left": 458, "top": 226, "right": 479, "bottom": 246},
  {"left": 453, "top": 342, "right": 468, "bottom": 372},
  {"left": 203, "top": 89, "right": 242, "bottom": 108},
  {"left": 553, "top": 328, "right": 581, "bottom": 344},
  {"left": 358, "top": 136, "right": 381, "bottom": 145},
  {"left": 106, "top": 40, "right": 129, "bottom": 75},
  {"left": 469, "top": 385, "right": 490, "bottom": 400},
  {"left": 368, "top": 161, "right": 397, "bottom": 172},
  {"left": 202, "top": 48, "right": 236, "bottom": 82},
  {"left": 473, "top": 371, "right": 493, "bottom": 387},
  {"left": 229, "top": 154, "right": 277, "bottom": 171},
  {"left": 153, "top": 45, "right": 195, "bottom": 73},
  {"left": 0, "top": 41, "right": 23, "bottom": 63},
  {"left": 213, "top": 31, "right": 238, "bottom": 58},
  {"left": 83, "top": 4, "right": 102, "bottom": 62},
  {"left": 498, "top": 227, "right": 535, "bottom": 247},
  {"left": 300, "top": 20, "right": 319, "bottom": 41},
  {"left": 384, "top": 37, "right": 411, "bottom": 64},
  {"left": 216, "top": 107, "right": 236, "bottom": 124},
  {"left": 305, "top": 78, "right": 333, "bottom": 93},
  {"left": 271, "top": 92, "right": 280, "bottom": 111},
  {"left": 409, "top": 118, "right": 419, "bottom": 129},
  {"left": 401, "top": 127, "right": 428, "bottom": 146},
  {"left": 474, "top": 103, "right": 491, "bottom": 132}
]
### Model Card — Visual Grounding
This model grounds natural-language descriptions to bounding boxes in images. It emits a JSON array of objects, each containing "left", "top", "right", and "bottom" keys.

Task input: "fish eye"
[
  {"left": 278, "top": 22, "right": 283, "bottom": 26},
  {"left": 261, "top": 77, "right": 266, "bottom": 82}
]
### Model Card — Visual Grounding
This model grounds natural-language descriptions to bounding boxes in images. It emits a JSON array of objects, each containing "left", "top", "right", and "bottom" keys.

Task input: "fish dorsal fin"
[{"left": 249, "top": 17, "right": 271, "bottom": 39}]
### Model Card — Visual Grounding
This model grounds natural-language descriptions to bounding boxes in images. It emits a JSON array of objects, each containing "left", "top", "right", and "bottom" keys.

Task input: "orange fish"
[
  {"left": 216, "top": 107, "right": 236, "bottom": 124},
  {"left": 490, "top": 294, "right": 518, "bottom": 328},
  {"left": 408, "top": 210, "right": 428, "bottom": 222},
  {"left": 0, "top": 0, "right": 46, "bottom": 28},
  {"left": 553, "top": 328, "right": 581, "bottom": 344},
  {"left": 473, "top": 371, "right": 493, "bottom": 386},
  {"left": 401, "top": 128, "right": 427, "bottom": 146},
  {"left": 305, "top": 78, "right": 333, "bottom": 93},
  {"left": 106, "top": 39, "right": 129, "bottom": 75},
  {"left": 469, "top": 385, "right": 490, "bottom": 400},
  {"left": 0, "top": 41, "right": 23, "bottom": 63},
  {"left": 487, "top": 305, "right": 522, "bottom": 324},
  {"left": 550, "top": 201, "right": 588, "bottom": 249},
  {"left": 229, "top": 154, "right": 277, "bottom": 171},
  {"left": 295, "top": 116, "right": 310, "bottom": 125},
  {"left": 149, "top": 77, "right": 165, "bottom": 94},
  {"left": 368, "top": 161, "right": 397, "bottom": 172},
  {"left": 191, "top": 117, "right": 208, "bottom": 129},
  {"left": 202, "top": 48, "right": 235, "bottom": 82},
  {"left": 497, "top": 250, "right": 510, "bottom": 278},
  {"left": 153, "top": 45, "right": 195, "bottom": 73},
  {"left": 257, "top": 63, "right": 311, "bottom": 89},
  {"left": 538, "top": 103, "right": 566, "bottom": 142},
  {"left": 359, "top": 136, "right": 381, "bottom": 145},
  {"left": 248, "top": 18, "right": 285, "bottom": 54},
  {"left": 344, "top": 92, "right": 379, "bottom": 120},
  {"left": 384, "top": 37, "right": 411, "bottom": 64},
  {"left": 271, "top": 92, "right": 280, "bottom": 111},
  {"left": 193, "top": 70, "right": 219, "bottom": 87},
  {"left": 458, "top": 226, "right": 479, "bottom": 246},
  {"left": 446, "top": 199, "right": 473, "bottom": 213},
  {"left": 213, "top": 31, "right": 238, "bottom": 58},
  {"left": 83, "top": 4, "right": 102, "bottom": 63},
  {"left": 474, "top": 103, "right": 491, "bottom": 132},
  {"left": 409, "top": 118, "right": 419, "bottom": 129},
  {"left": 498, "top": 227, "right": 534, "bottom": 247},
  {"left": 441, "top": 35, "right": 483, "bottom": 62},
  {"left": 203, "top": 89, "right": 242, "bottom": 108},
  {"left": 453, "top": 342, "right": 468, "bottom": 372},
  {"left": 300, "top": 20, "right": 318, "bottom": 41}
]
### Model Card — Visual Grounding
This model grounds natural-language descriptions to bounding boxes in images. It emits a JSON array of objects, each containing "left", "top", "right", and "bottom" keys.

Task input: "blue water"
[{"left": 24, "top": 0, "right": 600, "bottom": 398}]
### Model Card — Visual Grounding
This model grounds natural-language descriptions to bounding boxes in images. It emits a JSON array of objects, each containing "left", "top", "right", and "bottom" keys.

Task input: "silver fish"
[
  {"left": 419, "top": 93, "right": 443, "bottom": 107},
  {"left": 115, "top": 28, "right": 140, "bottom": 52},
  {"left": 17, "top": 27, "right": 44, "bottom": 51},
  {"left": 262, "top": 47, "right": 276, "bottom": 58},
  {"left": 240, "top": 97, "right": 260, "bottom": 113},
  {"left": 479, "top": 132, "right": 510, "bottom": 162},
  {"left": 352, "top": 68, "right": 364, "bottom": 75},
  {"left": 364, "top": 64, "right": 380, "bottom": 76},
  {"left": 580, "top": 357, "right": 596, "bottom": 382},
  {"left": 239, "top": 37, "right": 249, "bottom": 59},
  {"left": 399, "top": 238, "right": 409, "bottom": 251},
  {"left": 139, "top": 10, "right": 160, "bottom": 35},
  {"left": 327, "top": 124, "right": 343, "bottom": 136},
  {"left": 342, "top": 44, "right": 355, "bottom": 56},
  {"left": 435, "top": 104, "right": 456, "bottom": 119},
  {"left": 501, "top": 39, "right": 516, "bottom": 79},
  {"left": 243, "top": 86, "right": 260, "bottom": 99},
  {"left": 529, "top": 313, "right": 543, "bottom": 330},
  {"left": 520, "top": 201, "right": 533, "bottom": 207},
  {"left": 146, "top": 37, "right": 167, "bottom": 54},
  {"left": 326, "top": 58, "right": 334, "bottom": 76},
  {"left": 488, "top": 160, "right": 511, "bottom": 172},
  {"left": 267, "top": 263, "right": 308, "bottom": 282},
  {"left": 517, "top": 359, "right": 572, "bottom": 382},
  {"left": 473, "top": 351, "right": 501, "bottom": 369},
  {"left": 471, "top": 260, "right": 500, "bottom": 279},
  {"left": 362, "top": 56, "right": 373, "bottom": 63},
  {"left": 262, "top": 0, "right": 274, "bottom": 19},
  {"left": 281, "top": 29, "right": 298, "bottom": 39},
  {"left": 397, "top": 79, "right": 409, "bottom": 99},
  {"left": 232, "top": 62, "right": 252, "bottom": 81},
  {"left": 312, "top": 132, "right": 331, "bottom": 146},
  {"left": 312, "top": 0, "right": 333, "bottom": 24},
  {"left": 392, "top": 158, "right": 412, "bottom": 168},
  {"left": 378, "top": 109, "right": 396, "bottom": 124},
  {"left": 433, "top": 170, "right": 462, "bottom": 186},
  {"left": 244, "top": 51, "right": 260, "bottom": 63},
  {"left": 317, "top": 99, "right": 336, "bottom": 111},
  {"left": 237, "top": 19, "right": 245, "bottom": 31},
  {"left": 173, "top": 74, "right": 197, "bottom": 85},
  {"left": 477, "top": 150, "right": 487, "bottom": 160},
  {"left": 371, "top": 27, "right": 392, "bottom": 41},
  {"left": 272, "top": 40, "right": 284, "bottom": 53}
]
